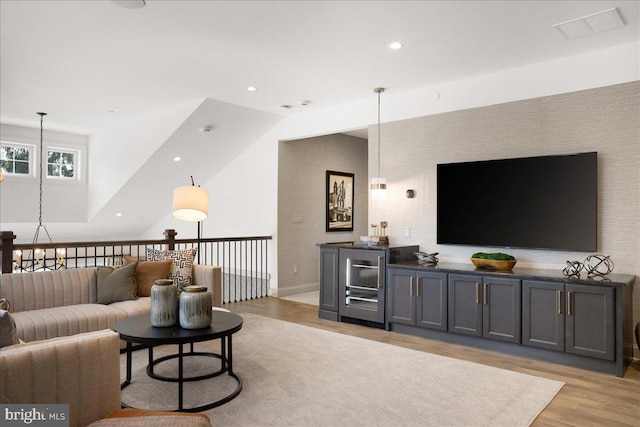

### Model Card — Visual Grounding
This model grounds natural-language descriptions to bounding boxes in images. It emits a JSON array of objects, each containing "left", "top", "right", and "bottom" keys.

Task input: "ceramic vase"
[
  {"left": 179, "top": 285, "right": 212, "bottom": 329},
  {"left": 150, "top": 279, "right": 177, "bottom": 327}
]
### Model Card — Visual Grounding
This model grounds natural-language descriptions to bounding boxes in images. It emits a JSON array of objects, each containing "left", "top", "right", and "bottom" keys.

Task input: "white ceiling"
[
  {"left": 1, "top": 1, "right": 639, "bottom": 240},
  {"left": 2, "top": 1, "right": 639, "bottom": 135}
]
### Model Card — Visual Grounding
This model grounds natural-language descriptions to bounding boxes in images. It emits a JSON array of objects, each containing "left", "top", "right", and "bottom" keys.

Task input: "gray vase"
[
  {"left": 179, "top": 286, "right": 212, "bottom": 329},
  {"left": 151, "top": 279, "right": 177, "bottom": 327}
]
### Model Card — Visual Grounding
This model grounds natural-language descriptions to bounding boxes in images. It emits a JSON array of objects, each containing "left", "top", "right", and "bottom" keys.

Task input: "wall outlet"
[
  {"left": 292, "top": 215, "right": 303, "bottom": 223},
  {"left": 293, "top": 265, "right": 298, "bottom": 274},
  {"left": 403, "top": 227, "right": 411, "bottom": 238}
]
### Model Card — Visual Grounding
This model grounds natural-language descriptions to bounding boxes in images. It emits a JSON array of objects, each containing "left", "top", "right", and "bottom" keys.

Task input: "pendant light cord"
[
  {"left": 377, "top": 90, "right": 381, "bottom": 179},
  {"left": 37, "top": 112, "right": 46, "bottom": 227}
]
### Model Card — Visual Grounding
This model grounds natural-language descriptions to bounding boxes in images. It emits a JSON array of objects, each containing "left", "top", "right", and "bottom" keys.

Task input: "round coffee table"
[{"left": 115, "top": 310, "right": 243, "bottom": 412}]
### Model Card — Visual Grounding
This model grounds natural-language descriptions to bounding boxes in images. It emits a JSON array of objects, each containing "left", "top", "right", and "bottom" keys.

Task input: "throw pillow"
[
  {"left": 146, "top": 248, "right": 197, "bottom": 286},
  {"left": 133, "top": 259, "right": 173, "bottom": 297},
  {"left": 0, "top": 309, "right": 19, "bottom": 348},
  {"left": 96, "top": 261, "right": 138, "bottom": 304}
]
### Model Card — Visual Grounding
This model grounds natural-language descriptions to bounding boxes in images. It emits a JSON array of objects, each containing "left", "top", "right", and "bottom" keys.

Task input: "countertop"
[{"left": 388, "top": 260, "right": 636, "bottom": 288}]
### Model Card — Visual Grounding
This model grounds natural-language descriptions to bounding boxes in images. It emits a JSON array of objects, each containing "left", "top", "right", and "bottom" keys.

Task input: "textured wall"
[
  {"left": 278, "top": 134, "right": 368, "bottom": 296},
  {"left": 369, "top": 81, "right": 640, "bottom": 355}
]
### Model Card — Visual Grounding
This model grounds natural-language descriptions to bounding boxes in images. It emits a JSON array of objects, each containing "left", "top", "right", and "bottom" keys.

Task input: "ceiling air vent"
[{"left": 554, "top": 8, "right": 625, "bottom": 40}]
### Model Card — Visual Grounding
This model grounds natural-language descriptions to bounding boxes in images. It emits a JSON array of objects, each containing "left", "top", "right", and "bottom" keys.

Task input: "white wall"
[{"left": 0, "top": 123, "right": 88, "bottom": 224}]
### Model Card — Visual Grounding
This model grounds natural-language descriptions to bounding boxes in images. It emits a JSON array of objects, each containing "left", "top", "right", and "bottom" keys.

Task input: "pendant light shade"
[
  {"left": 172, "top": 185, "right": 209, "bottom": 222},
  {"left": 371, "top": 87, "right": 387, "bottom": 196}
]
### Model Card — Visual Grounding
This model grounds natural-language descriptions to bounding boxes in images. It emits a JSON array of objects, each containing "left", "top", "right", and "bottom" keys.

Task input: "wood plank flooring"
[{"left": 225, "top": 296, "right": 640, "bottom": 427}]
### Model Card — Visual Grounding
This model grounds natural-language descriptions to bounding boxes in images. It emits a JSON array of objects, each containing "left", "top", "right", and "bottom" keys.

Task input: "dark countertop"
[
  {"left": 388, "top": 261, "right": 636, "bottom": 288},
  {"left": 317, "top": 242, "right": 417, "bottom": 250}
]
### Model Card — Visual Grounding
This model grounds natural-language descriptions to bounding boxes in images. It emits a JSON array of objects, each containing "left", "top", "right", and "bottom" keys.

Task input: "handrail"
[{"left": 0, "top": 229, "right": 272, "bottom": 303}]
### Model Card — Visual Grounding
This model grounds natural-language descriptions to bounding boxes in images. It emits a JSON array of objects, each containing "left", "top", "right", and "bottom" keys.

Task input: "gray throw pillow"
[
  {"left": 96, "top": 261, "right": 138, "bottom": 304},
  {"left": 0, "top": 309, "right": 19, "bottom": 348}
]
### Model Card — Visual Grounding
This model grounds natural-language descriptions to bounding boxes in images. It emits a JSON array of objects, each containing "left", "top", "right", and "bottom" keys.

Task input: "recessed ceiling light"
[
  {"left": 116, "top": 212, "right": 123, "bottom": 217},
  {"left": 173, "top": 156, "right": 181, "bottom": 162},
  {"left": 297, "top": 100, "right": 311, "bottom": 106},
  {"left": 388, "top": 42, "right": 403, "bottom": 50},
  {"left": 278, "top": 105, "right": 293, "bottom": 110},
  {"left": 111, "top": 0, "right": 145, "bottom": 9},
  {"left": 247, "top": 86, "right": 257, "bottom": 92}
]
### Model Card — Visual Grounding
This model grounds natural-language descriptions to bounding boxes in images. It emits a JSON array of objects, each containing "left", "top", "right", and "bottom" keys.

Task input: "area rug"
[{"left": 120, "top": 313, "right": 564, "bottom": 427}]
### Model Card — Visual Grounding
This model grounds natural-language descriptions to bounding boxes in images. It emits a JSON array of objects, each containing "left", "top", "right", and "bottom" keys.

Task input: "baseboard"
[{"left": 271, "top": 282, "right": 319, "bottom": 298}]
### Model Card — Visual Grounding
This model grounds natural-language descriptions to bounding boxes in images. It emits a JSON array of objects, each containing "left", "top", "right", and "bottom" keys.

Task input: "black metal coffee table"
[{"left": 115, "top": 310, "right": 243, "bottom": 412}]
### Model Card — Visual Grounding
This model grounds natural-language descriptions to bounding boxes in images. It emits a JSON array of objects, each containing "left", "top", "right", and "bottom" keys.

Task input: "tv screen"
[{"left": 437, "top": 152, "right": 597, "bottom": 251}]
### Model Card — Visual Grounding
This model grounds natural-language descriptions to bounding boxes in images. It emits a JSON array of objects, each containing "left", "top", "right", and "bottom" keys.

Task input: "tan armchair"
[{"left": 0, "top": 329, "right": 212, "bottom": 427}]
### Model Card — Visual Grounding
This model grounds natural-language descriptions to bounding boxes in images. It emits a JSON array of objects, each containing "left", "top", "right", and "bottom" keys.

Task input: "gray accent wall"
[
  {"left": 370, "top": 81, "right": 639, "bottom": 357},
  {"left": 278, "top": 134, "right": 368, "bottom": 297}
]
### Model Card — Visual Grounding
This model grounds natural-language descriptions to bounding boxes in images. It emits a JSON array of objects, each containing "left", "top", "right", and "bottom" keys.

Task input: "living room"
[{"left": 1, "top": 1, "right": 639, "bottom": 426}]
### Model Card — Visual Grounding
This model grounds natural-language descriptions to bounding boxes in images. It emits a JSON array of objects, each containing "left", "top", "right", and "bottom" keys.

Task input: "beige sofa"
[
  {"left": 0, "top": 329, "right": 212, "bottom": 427},
  {"left": 0, "top": 264, "right": 222, "bottom": 344}
]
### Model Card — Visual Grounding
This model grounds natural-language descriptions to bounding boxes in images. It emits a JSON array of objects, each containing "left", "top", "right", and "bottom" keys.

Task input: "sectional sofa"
[{"left": 0, "top": 263, "right": 221, "bottom": 345}]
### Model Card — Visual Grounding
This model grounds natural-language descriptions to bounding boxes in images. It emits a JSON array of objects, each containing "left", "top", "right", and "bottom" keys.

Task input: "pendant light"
[
  {"left": 21, "top": 112, "right": 62, "bottom": 271},
  {"left": 371, "top": 87, "right": 386, "bottom": 197}
]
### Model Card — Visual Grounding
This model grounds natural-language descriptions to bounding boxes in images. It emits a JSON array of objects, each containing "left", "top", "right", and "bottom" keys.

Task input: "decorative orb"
[
  {"left": 584, "top": 254, "right": 614, "bottom": 276},
  {"left": 562, "top": 260, "right": 584, "bottom": 277}
]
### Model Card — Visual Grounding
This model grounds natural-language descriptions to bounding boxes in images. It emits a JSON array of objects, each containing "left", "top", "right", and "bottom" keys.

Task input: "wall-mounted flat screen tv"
[{"left": 437, "top": 152, "right": 597, "bottom": 252}]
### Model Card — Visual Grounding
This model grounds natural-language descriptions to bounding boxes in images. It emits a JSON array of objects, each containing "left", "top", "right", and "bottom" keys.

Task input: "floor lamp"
[{"left": 172, "top": 177, "right": 209, "bottom": 264}]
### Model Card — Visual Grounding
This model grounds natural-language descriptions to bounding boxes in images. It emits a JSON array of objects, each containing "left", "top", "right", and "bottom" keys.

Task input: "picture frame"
[{"left": 326, "top": 170, "right": 354, "bottom": 232}]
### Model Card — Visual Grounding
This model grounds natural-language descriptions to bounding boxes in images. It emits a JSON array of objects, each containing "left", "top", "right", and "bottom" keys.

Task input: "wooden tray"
[{"left": 470, "top": 257, "right": 517, "bottom": 271}]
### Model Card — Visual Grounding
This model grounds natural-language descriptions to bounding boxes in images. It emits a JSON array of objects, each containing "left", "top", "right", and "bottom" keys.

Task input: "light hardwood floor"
[{"left": 226, "top": 296, "right": 640, "bottom": 427}]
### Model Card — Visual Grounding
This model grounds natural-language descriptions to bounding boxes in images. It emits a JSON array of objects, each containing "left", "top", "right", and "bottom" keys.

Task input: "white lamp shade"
[{"left": 172, "top": 186, "right": 209, "bottom": 222}]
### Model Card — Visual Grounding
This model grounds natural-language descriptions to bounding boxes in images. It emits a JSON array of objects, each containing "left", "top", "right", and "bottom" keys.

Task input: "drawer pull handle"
[
  {"left": 416, "top": 277, "right": 421, "bottom": 297},
  {"left": 475, "top": 283, "right": 480, "bottom": 304},
  {"left": 410, "top": 277, "right": 414, "bottom": 296},
  {"left": 483, "top": 283, "right": 488, "bottom": 305},
  {"left": 567, "top": 291, "right": 572, "bottom": 316},
  {"left": 377, "top": 256, "right": 382, "bottom": 289}
]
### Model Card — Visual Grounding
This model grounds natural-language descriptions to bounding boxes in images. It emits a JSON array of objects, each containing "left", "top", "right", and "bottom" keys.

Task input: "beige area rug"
[
  {"left": 120, "top": 313, "right": 564, "bottom": 427},
  {"left": 279, "top": 290, "right": 319, "bottom": 306}
]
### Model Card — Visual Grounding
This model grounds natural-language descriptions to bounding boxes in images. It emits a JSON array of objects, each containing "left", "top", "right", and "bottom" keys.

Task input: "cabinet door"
[
  {"left": 416, "top": 271, "right": 448, "bottom": 331},
  {"left": 387, "top": 268, "right": 415, "bottom": 326},
  {"left": 522, "top": 280, "right": 564, "bottom": 352},
  {"left": 566, "top": 283, "right": 614, "bottom": 361},
  {"left": 448, "top": 274, "right": 482, "bottom": 337},
  {"left": 319, "top": 246, "right": 339, "bottom": 313},
  {"left": 482, "top": 276, "right": 521, "bottom": 343}
]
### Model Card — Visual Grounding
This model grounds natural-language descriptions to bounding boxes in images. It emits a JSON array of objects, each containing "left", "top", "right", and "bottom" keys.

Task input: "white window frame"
[
  {"left": 46, "top": 147, "right": 80, "bottom": 180},
  {"left": 0, "top": 141, "right": 35, "bottom": 177}
]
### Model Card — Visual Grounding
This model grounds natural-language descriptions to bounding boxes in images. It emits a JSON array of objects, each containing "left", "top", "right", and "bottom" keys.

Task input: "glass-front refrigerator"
[{"left": 339, "top": 248, "right": 386, "bottom": 323}]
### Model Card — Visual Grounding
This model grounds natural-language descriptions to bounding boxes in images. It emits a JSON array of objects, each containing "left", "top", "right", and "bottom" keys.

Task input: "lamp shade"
[{"left": 172, "top": 185, "right": 209, "bottom": 222}]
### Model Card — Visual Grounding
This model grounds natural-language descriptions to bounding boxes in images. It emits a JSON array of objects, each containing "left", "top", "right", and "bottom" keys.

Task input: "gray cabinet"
[
  {"left": 566, "top": 283, "right": 614, "bottom": 361},
  {"left": 318, "top": 245, "right": 340, "bottom": 321},
  {"left": 388, "top": 268, "right": 447, "bottom": 331},
  {"left": 522, "top": 280, "right": 564, "bottom": 352},
  {"left": 522, "top": 280, "right": 614, "bottom": 361},
  {"left": 448, "top": 274, "right": 521, "bottom": 343}
]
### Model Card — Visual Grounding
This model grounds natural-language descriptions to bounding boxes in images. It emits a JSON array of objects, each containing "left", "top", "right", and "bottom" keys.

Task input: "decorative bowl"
[{"left": 471, "top": 257, "right": 517, "bottom": 271}]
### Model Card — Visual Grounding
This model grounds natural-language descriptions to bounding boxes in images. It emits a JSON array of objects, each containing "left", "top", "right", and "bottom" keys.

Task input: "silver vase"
[
  {"left": 150, "top": 279, "right": 177, "bottom": 327},
  {"left": 179, "top": 286, "right": 212, "bottom": 329}
]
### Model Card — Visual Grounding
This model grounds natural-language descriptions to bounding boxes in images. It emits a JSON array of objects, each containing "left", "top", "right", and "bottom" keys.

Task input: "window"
[
  {"left": 47, "top": 149, "right": 77, "bottom": 179},
  {"left": 0, "top": 142, "right": 33, "bottom": 176}
]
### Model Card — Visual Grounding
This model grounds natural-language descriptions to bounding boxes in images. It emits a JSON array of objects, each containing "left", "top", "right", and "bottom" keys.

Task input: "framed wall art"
[{"left": 326, "top": 170, "right": 354, "bottom": 232}]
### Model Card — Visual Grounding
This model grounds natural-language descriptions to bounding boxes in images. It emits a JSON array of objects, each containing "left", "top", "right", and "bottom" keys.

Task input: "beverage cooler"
[{"left": 339, "top": 248, "right": 386, "bottom": 323}]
